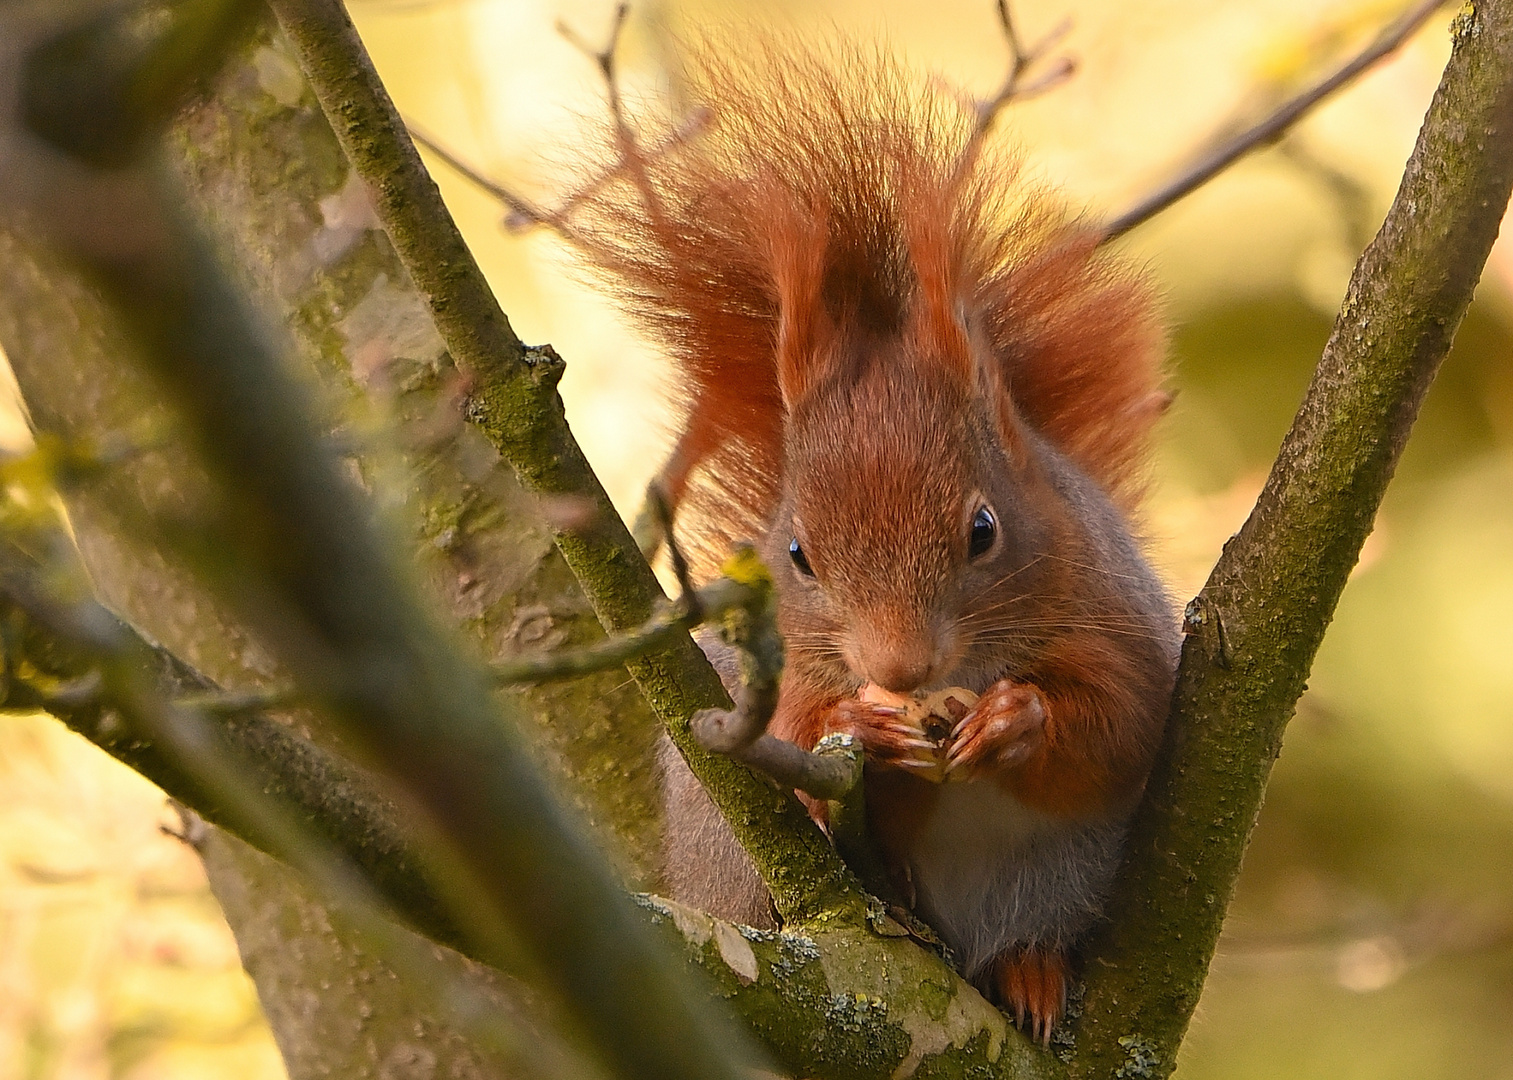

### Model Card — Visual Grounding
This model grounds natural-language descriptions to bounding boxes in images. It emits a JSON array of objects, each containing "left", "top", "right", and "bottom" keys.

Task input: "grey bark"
[{"left": 196, "top": 818, "right": 607, "bottom": 1080}]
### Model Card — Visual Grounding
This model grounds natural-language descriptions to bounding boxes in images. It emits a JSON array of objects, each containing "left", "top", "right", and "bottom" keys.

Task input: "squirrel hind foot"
[{"left": 989, "top": 946, "right": 1069, "bottom": 1047}]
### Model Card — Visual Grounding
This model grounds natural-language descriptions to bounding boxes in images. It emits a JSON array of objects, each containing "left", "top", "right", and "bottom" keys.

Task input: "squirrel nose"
[{"left": 862, "top": 645, "right": 934, "bottom": 694}]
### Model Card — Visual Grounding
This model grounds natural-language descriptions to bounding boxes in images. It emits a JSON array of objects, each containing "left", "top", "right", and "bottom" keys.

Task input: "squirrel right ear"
[{"left": 965, "top": 329, "right": 1030, "bottom": 465}]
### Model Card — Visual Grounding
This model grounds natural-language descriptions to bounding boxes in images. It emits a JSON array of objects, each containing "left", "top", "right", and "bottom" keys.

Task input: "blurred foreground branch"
[
  {"left": 0, "top": 507, "right": 561, "bottom": 1074},
  {"left": 0, "top": 7, "right": 761, "bottom": 1076}
]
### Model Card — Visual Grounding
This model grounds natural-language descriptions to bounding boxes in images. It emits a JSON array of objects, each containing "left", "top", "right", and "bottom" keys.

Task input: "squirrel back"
[{"left": 562, "top": 37, "right": 1167, "bottom": 567}]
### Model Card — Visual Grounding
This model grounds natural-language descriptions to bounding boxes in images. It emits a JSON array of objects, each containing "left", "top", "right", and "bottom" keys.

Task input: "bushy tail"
[{"left": 562, "top": 35, "right": 1166, "bottom": 561}]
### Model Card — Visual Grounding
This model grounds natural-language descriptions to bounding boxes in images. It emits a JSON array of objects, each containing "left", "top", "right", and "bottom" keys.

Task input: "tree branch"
[
  {"left": 266, "top": 0, "right": 866, "bottom": 928},
  {"left": 1071, "top": 2, "right": 1513, "bottom": 1076},
  {"left": 3, "top": 19, "right": 764, "bottom": 1077},
  {"left": 1101, "top": 0, "right": 1453, "bottom": 241},
  {"left": 967, "top": 2, "right": 1076, "bottom": 137}
]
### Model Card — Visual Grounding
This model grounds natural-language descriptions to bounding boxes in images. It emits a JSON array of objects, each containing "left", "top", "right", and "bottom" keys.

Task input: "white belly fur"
[{"left": 902, "top": 782, "right": 1127, "bottom": 979}]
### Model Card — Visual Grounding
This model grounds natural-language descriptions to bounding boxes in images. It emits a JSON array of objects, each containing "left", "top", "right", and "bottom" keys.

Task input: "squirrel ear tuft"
[
  {"left": 768, "top": 196, "right": 840, "bottom": 410},
  {"left": 903, "top": 185, "right": 976, "bottom": 388},
  {"left": 970, "top": 346, "right": 1030, "bottom": 465}
]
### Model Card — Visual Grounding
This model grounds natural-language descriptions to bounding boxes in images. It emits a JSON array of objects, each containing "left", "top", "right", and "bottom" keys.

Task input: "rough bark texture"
[
  {"left": 170, "top": 23, "right": 665, "bottom": 883},
  {"left": 1071, "top": 3, "right": 1513, "bottom": 1075}
]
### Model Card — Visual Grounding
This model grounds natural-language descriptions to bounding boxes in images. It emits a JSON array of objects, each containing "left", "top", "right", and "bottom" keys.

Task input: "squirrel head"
[{"left": 767, "top": 329, "right": 1064, "bottom": 697}]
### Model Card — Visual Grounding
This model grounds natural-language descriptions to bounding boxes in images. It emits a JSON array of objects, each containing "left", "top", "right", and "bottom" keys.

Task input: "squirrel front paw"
[
  {"left": 824, "top": 698, "right": 942, "bottom": 776},
  {"left": 945, "top": 679, "right": 1047, "bottom": 780}
]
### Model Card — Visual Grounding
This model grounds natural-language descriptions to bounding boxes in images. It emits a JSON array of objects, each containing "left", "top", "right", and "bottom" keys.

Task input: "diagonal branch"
[
  {"left": 971, "top": 2, "right": 1077, "bottom": 132},
  {"left": 1102, "top": 0, "right": 1453, "bottom": 241},
  {"left": 267, "top": 0, "right": 867, "bottom": 929},
  {"left": 4, "top": 16, "right": 766, "bottom": 1073},
  {"left": 1071, "top": 2, "right": 1513, "bottom": 1076}
]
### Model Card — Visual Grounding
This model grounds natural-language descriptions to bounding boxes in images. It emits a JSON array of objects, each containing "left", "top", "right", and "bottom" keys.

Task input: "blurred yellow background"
[{"left": 4, "top": 0, "right": 1513, "bottom": 1077}]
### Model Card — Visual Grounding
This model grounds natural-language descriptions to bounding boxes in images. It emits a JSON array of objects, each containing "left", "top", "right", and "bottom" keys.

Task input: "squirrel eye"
[
  {"left": 789, "top": 536, "right": 815, "bottom": 577},
  {"left": 968, "top": 505, "right": 998, "bottom": 560}
]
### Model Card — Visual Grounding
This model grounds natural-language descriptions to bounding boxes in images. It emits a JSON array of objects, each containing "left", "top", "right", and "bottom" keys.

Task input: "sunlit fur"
[{"left": 567, "top": 38, "right": 1167, "bottom": 555}]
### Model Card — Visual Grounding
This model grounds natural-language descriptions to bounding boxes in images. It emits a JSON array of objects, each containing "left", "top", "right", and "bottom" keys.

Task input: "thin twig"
[
  {"left": 953, "top": 2, "right": 1076, "bottom": 181},
  {"left": 1101, "top": 0, "right": 1452, "bottom": 242},
  {"left": 492, "top": 576, "right": 755, "bottom": 685},
  {"left": 408, "top": 105, "right": 710, "bottom": 238},
  {"left": 411, "top": 4, "right": 654, "bottom": 235},
  {"left": 647, "top": 484, "right": 696, "bottom": 608},
  {"left": 405, "top": 122, "right": 554, "bottom": 231},
  {"left": 493, "top": 485, "right": 739, "bottom": 684},
  {"left": 559, "top": 2, "right": 670, "bottom": 231},
  {"left": 973, "top": 4, "right": 1076, "bottom": 134},
  {"left": 557, "top": 3, "right": 634, "bottom": 164},
  {"left": 686, "top": 549, "right": 864, "bottom": 801},
  {"left": 726, "top": 732, "right": 862, "bottom": 802}
]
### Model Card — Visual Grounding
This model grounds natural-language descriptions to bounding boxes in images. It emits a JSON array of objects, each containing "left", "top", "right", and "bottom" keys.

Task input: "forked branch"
[{"left": 947, "top": 1, "right": 1077, "bottom": 183}]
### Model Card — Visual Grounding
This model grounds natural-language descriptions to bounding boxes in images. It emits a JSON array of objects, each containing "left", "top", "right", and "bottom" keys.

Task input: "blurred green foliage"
[{"left": 1169, "top": 292, "right": 1513, "bottom": 1077}]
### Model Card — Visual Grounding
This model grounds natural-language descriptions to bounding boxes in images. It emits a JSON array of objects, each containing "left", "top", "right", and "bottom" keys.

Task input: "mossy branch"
[
  {"left": 265, "top": 0, "right": 864, "bottom": 928},
  {"left": 1070, "top": 2, "right": 1513, "bottom": 1076}
]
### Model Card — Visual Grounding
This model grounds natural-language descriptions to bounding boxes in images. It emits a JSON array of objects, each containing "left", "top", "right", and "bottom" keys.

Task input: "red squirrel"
[{"left": 565, "top": 35, "right": 1178, "bottom": 1042}]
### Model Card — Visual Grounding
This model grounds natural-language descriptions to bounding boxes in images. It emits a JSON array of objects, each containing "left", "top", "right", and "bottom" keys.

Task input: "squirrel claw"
[
  {"left": 945, "top": 679, "right": 1046, "bottom": 779},
  {"left": 990, "top": 947, "right": 1068, "bottom": 1047},
  {"left": 826, "top": 698, "right": 940, "bottom": 773}
]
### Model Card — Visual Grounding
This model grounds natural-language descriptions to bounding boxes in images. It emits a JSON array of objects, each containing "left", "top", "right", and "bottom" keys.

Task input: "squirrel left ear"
[
  {"left": 768, "top": 194, "right": 841, "bottom": 411},
  {"left": 974, "top": 352, "right": 1031, "bottom": 466},
  {"left": 904, "top": 198, "right": 976, "bottom": 387},
  {"left": 904, "top": 207, "right": 1029, "bottom": 462}
]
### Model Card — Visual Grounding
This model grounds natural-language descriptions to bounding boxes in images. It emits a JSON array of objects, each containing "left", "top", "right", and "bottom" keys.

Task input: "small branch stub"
[{"left": 688, "top": 548, "right": 863, "bottom": 802}]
